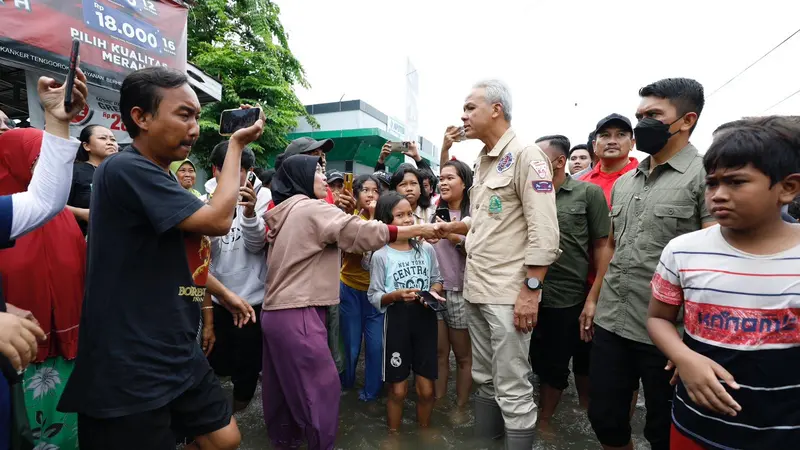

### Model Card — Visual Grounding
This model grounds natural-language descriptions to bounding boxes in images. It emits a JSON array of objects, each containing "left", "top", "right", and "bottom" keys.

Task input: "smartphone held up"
[
  {"left": 344, "top": 172, "right": 354, "bottom": 192},
  {"left": 435, "top": 207, "right": 451, "bottom": 223},
  {"left": 64, "top": 39, "right": 81, "bottom": 111},
  {"left": 389, "top": 141, "right": 410, "bottom": 153},
  {"left": 219, "top": 107, "right": 263, "bottom": 136},
  {"left": 247, "top": 171, "right": 261, "bottom": 195}
]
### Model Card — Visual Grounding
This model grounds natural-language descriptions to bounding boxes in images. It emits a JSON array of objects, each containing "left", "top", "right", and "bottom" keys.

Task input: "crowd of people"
[{"left": 0, "top": 65, "right": 798, "bottom": 450}]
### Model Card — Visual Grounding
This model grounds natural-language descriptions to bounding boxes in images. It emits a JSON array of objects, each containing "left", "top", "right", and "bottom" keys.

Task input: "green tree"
[{"left": 186, "top": 0, "right": 313, "bottom": 168}]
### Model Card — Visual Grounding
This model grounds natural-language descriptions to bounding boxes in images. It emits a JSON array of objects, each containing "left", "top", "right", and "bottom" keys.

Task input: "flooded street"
[{"left": 227, "top": 354, "right": 649, "bottom": 449}]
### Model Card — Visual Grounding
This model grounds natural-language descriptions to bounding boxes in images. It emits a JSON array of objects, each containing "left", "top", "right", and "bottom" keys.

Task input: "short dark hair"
[
  {"left": 703, "top": 116, "right": 800, "bottom": 187},
  {"left": 713, "top": 118, "right": 751, "bottom": 136},
  {"left": 389, "top": 166, "right": 431, "bottom": 210},
  {"left": 209, "top": 140, "right": 255, "bottom": 171},
  {"left": 639, "top": 78, "right": 705, "bottom": 133},
  {"left": 257, "top": 168, "right": 276, "bottom": 187},
  {"left": 535, "top": 134, "right": 571, "bottom": 157},
  {"left": 569, "top": 144, "right": 592, "bottom": 158},
  {"left": 120, "top": 67, "right": 189, "bottom": 139},
  {"left": 587, "top": 131, "right": 596, "bottom": 152}
]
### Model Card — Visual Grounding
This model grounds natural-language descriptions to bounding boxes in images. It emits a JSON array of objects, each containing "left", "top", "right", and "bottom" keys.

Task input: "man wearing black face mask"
[{"left": 586, "top": 78, "right": 716, "bottom": 450}]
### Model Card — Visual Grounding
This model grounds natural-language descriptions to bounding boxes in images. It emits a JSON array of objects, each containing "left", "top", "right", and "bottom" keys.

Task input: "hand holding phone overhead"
[
  {"left": 38, "top": 40, "right": 88, "bottom": 122},
  {"left": 225, "top": 105, "right": 265, "bottom": 145}
]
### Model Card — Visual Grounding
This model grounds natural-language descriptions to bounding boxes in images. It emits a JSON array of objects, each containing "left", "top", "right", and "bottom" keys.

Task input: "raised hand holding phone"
[
  {"left": 38, "top": 60, "right": 89, "bottom": 124},
  {"left": 64, "top": 39, "right": 81, "bottom": 111},
  {"left": 229, "top": 105, "right": 265, "bottom": 146}
]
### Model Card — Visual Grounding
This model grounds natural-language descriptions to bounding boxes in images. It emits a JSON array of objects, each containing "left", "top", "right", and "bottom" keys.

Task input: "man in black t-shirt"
[{"left": 58, "top": 67, "right": 263, "bottom": 450}]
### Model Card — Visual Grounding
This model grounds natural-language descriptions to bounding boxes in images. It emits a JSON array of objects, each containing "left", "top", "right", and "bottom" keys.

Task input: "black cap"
[
  {"left": 284, "top": 137, "right": 335, "bottom": 157},
  {"left": 594, "top": 113, "right": 633, "bottom": 135},
  {"left": 373, "top": 171, "right": 391, "bottom": 187},
  {"left": 326, "top": 170, "right": 344, "bottom": 183}
]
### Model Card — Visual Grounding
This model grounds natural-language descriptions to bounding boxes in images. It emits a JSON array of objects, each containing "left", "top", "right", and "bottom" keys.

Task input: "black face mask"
[{"left": 633, "top": 116, "right": 684, "bottom": 155}]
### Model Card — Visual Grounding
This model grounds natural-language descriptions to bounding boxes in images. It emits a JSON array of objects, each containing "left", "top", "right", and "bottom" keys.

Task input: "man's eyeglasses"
[{"left": 1, "top": 119, "right": 15, "bottom": 129}]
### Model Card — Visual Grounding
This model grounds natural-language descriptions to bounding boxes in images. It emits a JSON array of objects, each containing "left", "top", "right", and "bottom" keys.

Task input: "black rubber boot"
[
  {"left": 473, "top": 393, "right": 505, "bottom": 440},
  {"left": 504, "top": 427, "right": 536, "bottom": 450}
]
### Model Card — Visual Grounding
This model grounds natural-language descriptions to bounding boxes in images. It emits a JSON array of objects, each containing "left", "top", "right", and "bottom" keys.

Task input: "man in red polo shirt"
[{"left": 579, "top": 113, "right": 639, "bottom": 205}]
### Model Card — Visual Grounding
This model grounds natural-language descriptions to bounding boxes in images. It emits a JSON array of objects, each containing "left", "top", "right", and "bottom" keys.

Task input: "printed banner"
[
  {"left": 0, "top": 0, "right": 188, "bottom": 90},
  {"left": 26, "top": 69, "right": 130, "bottom": 143}
]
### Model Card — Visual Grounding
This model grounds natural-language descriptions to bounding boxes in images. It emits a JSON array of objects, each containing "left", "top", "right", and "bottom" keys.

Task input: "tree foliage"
[{"left": 186, "top": 0, "right": 313, "bottom": 168}]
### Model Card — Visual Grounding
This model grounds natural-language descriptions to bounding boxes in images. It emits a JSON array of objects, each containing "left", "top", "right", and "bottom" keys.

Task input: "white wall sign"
[{"left": 25, "top": 69, "right": 130, "bottom": 143}]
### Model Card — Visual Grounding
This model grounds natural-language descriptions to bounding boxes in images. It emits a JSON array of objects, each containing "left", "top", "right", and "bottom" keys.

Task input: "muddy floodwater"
[{"left": 223, "top": 353, "right": 649, "bottom": 449}]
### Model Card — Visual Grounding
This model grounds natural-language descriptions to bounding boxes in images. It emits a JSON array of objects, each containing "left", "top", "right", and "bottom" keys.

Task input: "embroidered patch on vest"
[
  {"left": 488, "top": 195, "right": 503, "bottom": 214},
  {"left": 532, "top": 160, "right": 549, "bottom": 179},
  {"left": 496, "top": 153, "right": 513, "bottom": 173},
  {"left": 532, "top": 180, "right": 553, "bottom": 193}
]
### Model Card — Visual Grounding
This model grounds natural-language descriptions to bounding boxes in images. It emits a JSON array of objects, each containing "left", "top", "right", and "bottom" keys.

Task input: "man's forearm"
[
  {"left": 202, "top": 291, "right": 214, "bottom": 326},
  {"left": 588, "top": 241, "right": 614, "bottom": 303},
  {"left": 526, "top": 265, "right": 549, "bottom": 282},
  {"left": 588, "top": 238, "right": 612, "bottom": 301},
  {"left": 207, "top": 142, "right": 243, "bottom": 219},
  {"left": 240, "top": 214, "right": 266, "bottom": 253},
  {"left": 206, "top": 273, "right": 228, "bottom": 299}
]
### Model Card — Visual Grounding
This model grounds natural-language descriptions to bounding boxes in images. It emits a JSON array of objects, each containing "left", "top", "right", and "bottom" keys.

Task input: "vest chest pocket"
[
  {"left": 651, "top": 203, "right": 695, "bottom": 245},
  {"left": 483, "top": 176, "right": 514, "bottom": 218},
  {"left": 485, "top": 176, "right": 514, "bottom": 197},
  {"left": 610, "top": 205, "right": 625, "bottom": 243},
  {"left": 558, "top": 204, "right": 587, "bottom": 234}
]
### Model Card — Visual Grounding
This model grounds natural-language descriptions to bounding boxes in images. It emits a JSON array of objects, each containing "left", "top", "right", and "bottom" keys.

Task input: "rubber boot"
[
  {"left": 473, "top": 393, "right": 505, "bottom": 440},
  {"left": 504, "top": 427, "right": 536, "bottom": 450}
]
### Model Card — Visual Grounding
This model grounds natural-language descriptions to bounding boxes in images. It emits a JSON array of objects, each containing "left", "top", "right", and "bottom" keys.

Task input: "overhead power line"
[
  {"left": 762, "top": 87, "right": 800, "bottom": 113},
  {"left": 708, "top": 27, "right": 800, "bottom": 98}
]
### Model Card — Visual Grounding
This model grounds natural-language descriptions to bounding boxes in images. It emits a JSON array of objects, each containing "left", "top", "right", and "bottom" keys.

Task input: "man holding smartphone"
[
  {"left": 202, "top": 140, "right": 270, "bottom": 413},
  {"left": 59, "top": 67, "right": 261, "bottom": 450}
]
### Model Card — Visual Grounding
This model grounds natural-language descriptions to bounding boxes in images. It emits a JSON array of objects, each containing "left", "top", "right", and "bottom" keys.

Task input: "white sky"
[{"left": 276, "top": 0, "right": 800, "bottom": 163}]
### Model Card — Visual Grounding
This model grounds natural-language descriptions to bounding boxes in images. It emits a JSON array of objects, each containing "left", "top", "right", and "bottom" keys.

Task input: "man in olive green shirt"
[
  {"left": 534, "top": 135, "right": 610, "bottom": 426},
  {"left": 586, "top": 78, "right": 716, "bottom": 450}
]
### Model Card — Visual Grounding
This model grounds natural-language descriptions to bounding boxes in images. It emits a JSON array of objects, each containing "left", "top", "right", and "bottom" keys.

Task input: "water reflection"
[{"left": 230, "top": 357, "right": 649, "bottom": 449}]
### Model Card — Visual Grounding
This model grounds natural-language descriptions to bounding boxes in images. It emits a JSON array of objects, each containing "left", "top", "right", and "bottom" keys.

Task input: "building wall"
[{"left": 294, "top": 110, "right": 387, "bottom": 134}]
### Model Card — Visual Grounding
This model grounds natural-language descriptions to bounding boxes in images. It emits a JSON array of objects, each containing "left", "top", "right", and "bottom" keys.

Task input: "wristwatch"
[{"left": 524, "top": 277, "right": 543, "bottom": 291}]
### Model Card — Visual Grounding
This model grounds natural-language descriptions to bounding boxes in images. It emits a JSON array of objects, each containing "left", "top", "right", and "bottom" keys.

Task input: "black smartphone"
[
  {"left": 417, "top": 291, "right": 446, "bottom": 312},
  {"left": 435, "top": 207, "right": 451, "bottom": 222},
  {"left": 247, "top": 171, "right": 261, "bottom": 195},
  {"left": 64, "top": 39, "right": 80, "bottom": 110},
  {"left": 219, "top": 107, "right": 262, "bottom": 136}
]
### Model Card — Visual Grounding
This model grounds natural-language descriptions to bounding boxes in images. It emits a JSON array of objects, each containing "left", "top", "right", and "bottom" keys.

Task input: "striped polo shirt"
[{"left": 651, "top": 225, "right": 800, "bottom": 449}]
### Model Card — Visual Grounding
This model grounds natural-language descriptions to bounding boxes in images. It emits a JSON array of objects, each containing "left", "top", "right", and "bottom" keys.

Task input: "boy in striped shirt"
[{"left": 647, "top": 116, "right": 800, "bottom": 450}]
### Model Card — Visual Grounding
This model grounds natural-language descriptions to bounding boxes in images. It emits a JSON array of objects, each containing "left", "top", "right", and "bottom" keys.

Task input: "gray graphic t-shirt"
[{"left": 367, "top": 242, "right": 442, "bottom": 313}]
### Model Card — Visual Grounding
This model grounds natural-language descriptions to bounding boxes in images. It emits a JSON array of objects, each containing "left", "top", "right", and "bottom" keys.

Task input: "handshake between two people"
[{"left": 397, "top": 219, "right": 465, "bottom": 241}]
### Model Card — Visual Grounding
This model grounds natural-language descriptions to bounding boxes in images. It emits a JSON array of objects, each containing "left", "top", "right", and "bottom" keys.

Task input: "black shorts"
[
  {"left": 529, "top": 303, "right": 591, "bottom": 387},
  {"left": 77, "top": 365, "right": 232, "bottom": 450},
  {"left": 383, "top": 301, "right": 437, "bottom": 383}
]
